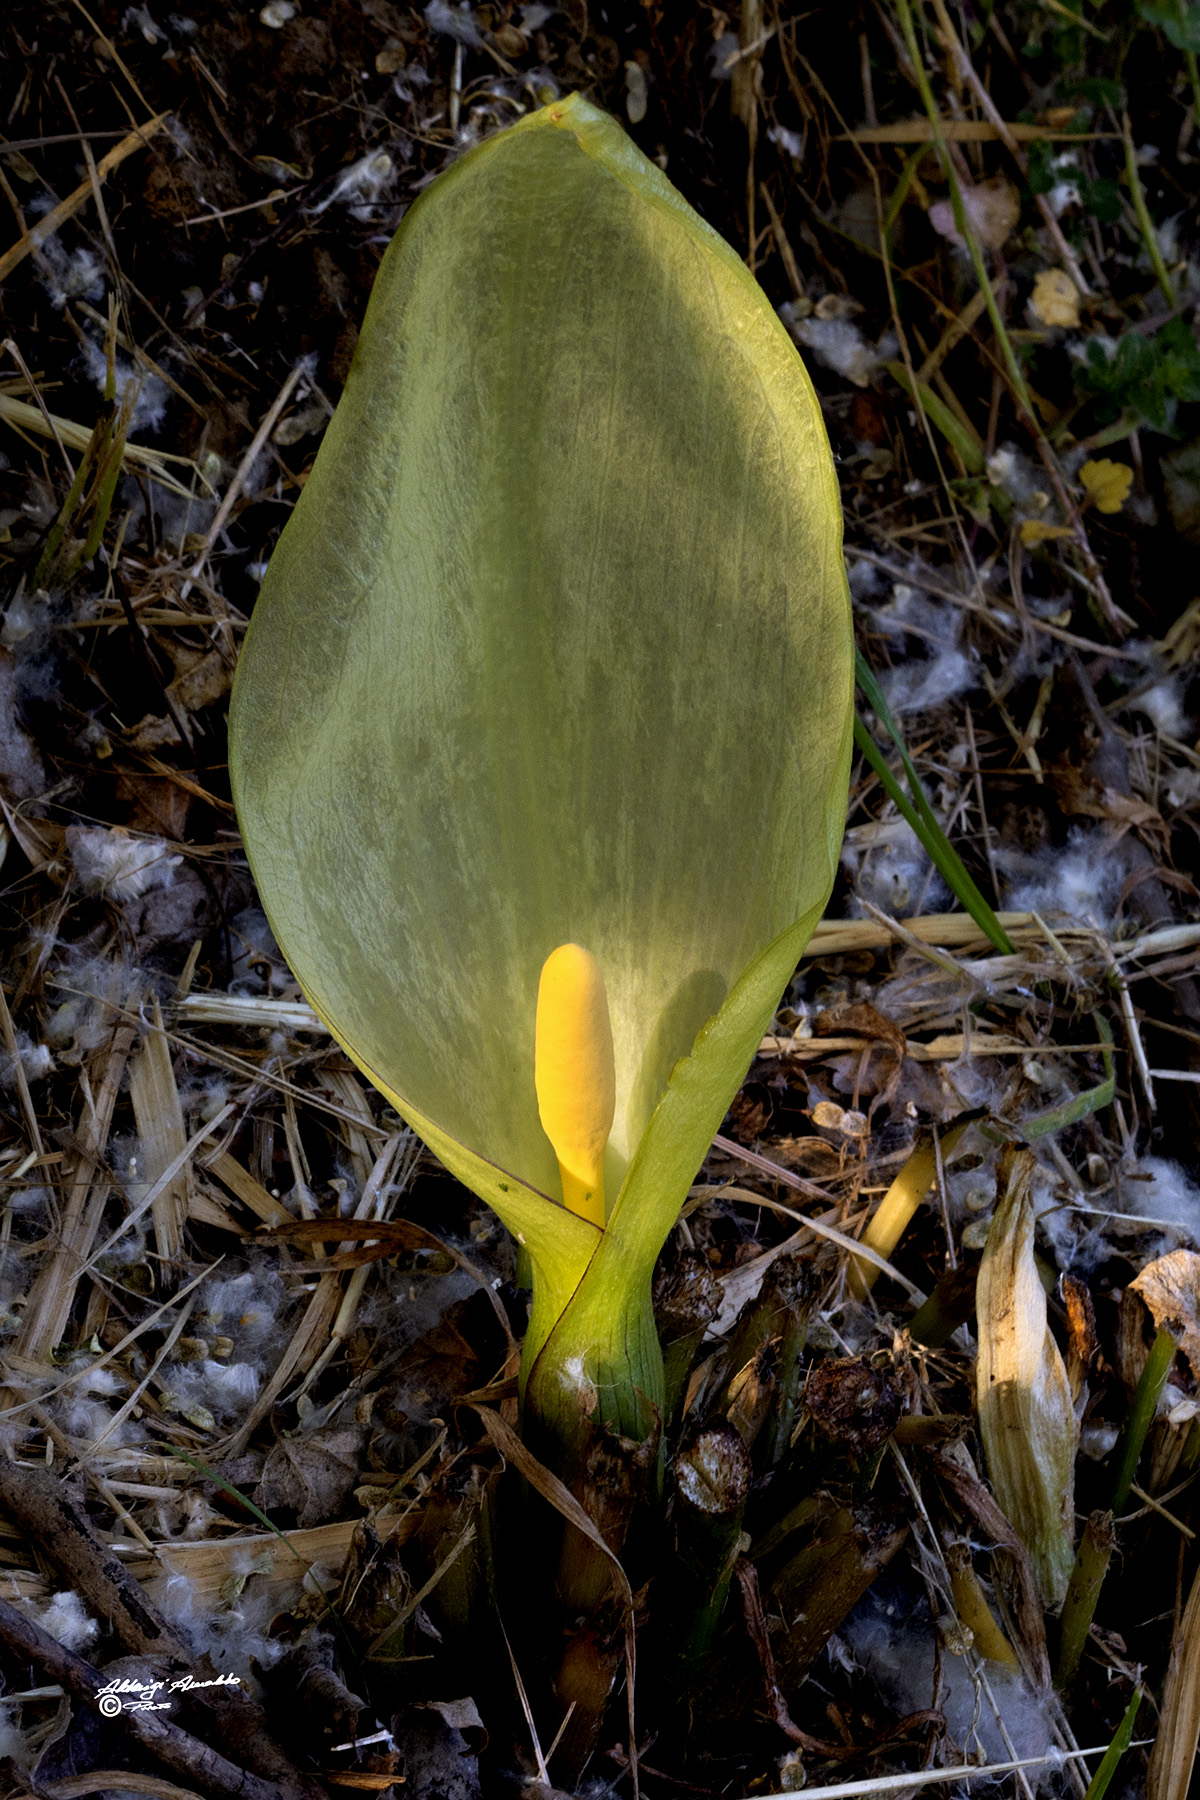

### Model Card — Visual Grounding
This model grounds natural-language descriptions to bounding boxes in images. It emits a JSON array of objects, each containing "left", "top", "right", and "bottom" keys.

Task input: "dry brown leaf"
[
  {"left": 256, "top": 1422, "right": 368, "bottom": 1529},
  {"left": 976, "top": 1146, "right": 1077, "bottom": 1608},
  {"left": 1029, "top": 268, "right": 1081, "bottom": 328},
  {"left": 1131, "top": 1250, "right": 1200, "bottom": 1383},
  {"left": 167, "top": 645, "right": 233, "bottom": 713},
  {"left": 929, "top": 177, "right": 1020, "bottom": 250},
  {"left": 815, "top": 1001, "right": 907, "bottom": 1060},
  {"left": 128, "top": 713, "right": 183, "bottom": 753}
]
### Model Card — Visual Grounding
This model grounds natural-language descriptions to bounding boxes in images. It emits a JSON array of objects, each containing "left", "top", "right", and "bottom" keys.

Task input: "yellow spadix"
[{"left": 535, "top": 944, "right": 615, "bottom": 1230}]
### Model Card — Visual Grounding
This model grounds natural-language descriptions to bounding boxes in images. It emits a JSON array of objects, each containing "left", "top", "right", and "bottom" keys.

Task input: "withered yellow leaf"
[
  {"left": 1029, "top": 268, "right": 1081, "bottom": 329},
  {"left": 1080, "top": 457, "right": 1133, "bottom": 513},
  {"left": 1019, "top": 518, "right": 1075, "bottom": 545}
]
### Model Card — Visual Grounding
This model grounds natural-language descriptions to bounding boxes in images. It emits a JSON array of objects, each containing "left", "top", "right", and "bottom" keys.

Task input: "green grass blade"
[
  {"left": 1019, "top": 1013, "right": 1115, "bottom": 1139},
  {"left": 885, "top": 361, "right": 985, "bottom": 475},
  {"left": 1082, "top": 1686, "right": 1142, "bottom": 1800},
  {"left": 854, "top": 652, "right": 1015, "bottom": 954}
]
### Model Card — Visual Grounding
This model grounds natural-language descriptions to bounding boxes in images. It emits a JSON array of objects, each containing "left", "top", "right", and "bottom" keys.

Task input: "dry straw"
[
  {"left": 1148, "top": 1562, "right": 1200, "bottom": 1800},
  {"left": 976, "top": 1145, "right": 1078, "bottom": 1609}
]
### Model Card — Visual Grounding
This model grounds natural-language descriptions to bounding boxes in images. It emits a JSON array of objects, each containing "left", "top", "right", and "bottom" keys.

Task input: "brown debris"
[{"left": 804, "top": 1357, "right": 903, "bottom": 1456}]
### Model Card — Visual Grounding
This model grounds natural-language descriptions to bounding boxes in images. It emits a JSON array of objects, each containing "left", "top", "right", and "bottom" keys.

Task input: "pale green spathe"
[{"left": 229, "top": 94, "right": 853, "bottom": 1439}]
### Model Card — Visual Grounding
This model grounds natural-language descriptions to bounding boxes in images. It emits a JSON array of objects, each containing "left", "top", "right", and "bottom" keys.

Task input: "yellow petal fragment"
[
  {"left": 1029, "top": 268, "right": 1081, "bottom": 329},
  {"left": 1019, "top": 518, "right": 1075, "bottom": 545},
  {"left": 1080, "top": 457, "right": 1133, "bottom": 514},
  {"left": 535, "top": 944, "right": 615, "bottom": 1229}
]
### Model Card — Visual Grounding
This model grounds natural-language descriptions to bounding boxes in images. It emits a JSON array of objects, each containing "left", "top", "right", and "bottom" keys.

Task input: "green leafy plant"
[
  {"left": 229, "top": 95, "right": 853, "bottom": 1515},
  {"left": 1074, "top": 319, "right": 1200, "bottom": 432},
  {"left": 1139, "top": 0, "right": 1200, "bottom": 48},
  {"left": 1026, "top": 139, "right": 1121, "bottom": 224},
  {"left": 1138, "top": 0, "right": 1200, "bottom": 137}
]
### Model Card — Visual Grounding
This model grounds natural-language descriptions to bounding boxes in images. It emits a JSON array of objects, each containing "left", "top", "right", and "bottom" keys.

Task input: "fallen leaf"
[
  {"left": 256, "top": 1422, "right": 367, "bottom": 1528},
  {"left": 128, "top": 713, "right": 183, "bottom": 753},
  {"left": 1019, "top": 519, "right": 1075, "bottom": 545},
  {"left": 816, "top": 1000, "right": 907, "bottom": 1061},
  {"left": 1080, "top": 457, "right": 1133, "bottom": 514},
  {"left": 167, "top": 645, "right": 233, "bottom": 713},
  {"left": 397, "top": 1297, "right": 487, "bottom": 1406},
  {"left": 1029, "top": 268, "right": 1081, "bottom": 329},
  {"left": 1049, "top": 765, "right": 1163, "bottom": 832},
  {"left": 929, "top": 177, "right": 1020, "bottom": 251},
  {"left": 1132, "top": 1250, "right": 1200, "bottom": 1383},
  {"left": 417, "top": 1697, "right": 488, "bottom": 1753}
]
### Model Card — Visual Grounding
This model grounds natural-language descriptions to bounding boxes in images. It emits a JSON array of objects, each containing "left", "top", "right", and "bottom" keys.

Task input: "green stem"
[
  {"left": 33, "top": 437, "right": 95, "bottom": 590},
  {"left": 764, "top": 1260, "right": 818, "bottom": 1467},
  {"left": 885, "top": 360, "right": 985, "bottom": 474},
  {"left": 1055, "top": 1327, "right": 1176, "bottom": 1688},
  {"left": 1122, "top": 113, "right": 1175, "bottom": 308},
  {"left": 909, "top": 1261, "right": 978, "bottom": 1348},
  {"left": 523, "top": 1271, "right": 663, "bottom": 1614},
  {"left": 767, "top": 1498, "right": 908, "bottom": 1692},
  {"left": 1111, "top": 1325, "right": 1176, "bottom": 1513},
  {"left": 667, "top": 1422, "right": 751, "bottom": 1677},
  {"left": 892, "top": 0, "right": 1034, "bottom": 422},
  {"left": 883, "top": 145, "right": 931, "bottom": 245},
  {"left": 1055, "top": 1509, "right": 1115, "bottom": 1688},
  {"left": 1185, "top": 48, "right": 1200, "bottom": 148},
  {"left": 853, "top": 655, "right": 1015, "bottom": 955}
]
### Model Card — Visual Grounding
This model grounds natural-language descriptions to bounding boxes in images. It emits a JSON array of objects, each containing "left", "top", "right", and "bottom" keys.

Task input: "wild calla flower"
[{"left": 228, "top": 94, "right": 853, "bottom": 1463}]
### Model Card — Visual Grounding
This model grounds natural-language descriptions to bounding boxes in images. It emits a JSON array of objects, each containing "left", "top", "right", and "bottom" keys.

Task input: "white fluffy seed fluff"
[
  {"left": 782, "top": 309, "right": 896, "bottom": 387},
  {"left": 67, "top": 825, "right": 181, "bottom": 901},
  {"left": 999, "top": 826, "right": 1126, "bottom": 927},
  {"left": 44, "top": 952, "right": 145, "bottom": 1061},
  {"left": 36, "top": 1590, "right": 99, "bottom": 1651},
  {"left": 844, "top": 1585, "right": 1055, "bottom": 1770},
  {"left": 1129, "top": 676, "right": 1190, "bottom": 740},
  {"left": 0, "top": 1032, "right": 53, "bottom": 1087},
  {"left": 1121, "top": 1158, "right": 1200, "bottom": 1237}
]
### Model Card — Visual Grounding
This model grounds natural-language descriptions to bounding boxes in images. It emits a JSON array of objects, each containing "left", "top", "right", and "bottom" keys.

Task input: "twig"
[
  {"left": 933, "top": 0, "right": 1092, "bottom": 294},
  {"left": 0, "top": 1596, "right": 290, "bottom": 1800},
  {"left": 3, "top": 340, "right": 75, "bottom": 480},
  {"left": 0, "top": 981, "right": 43, "bottom": 1159},
  {"left": 1122, "top": 112, "right": 1175, "bottom": 307},
  {"left": 179, "top": 361, "right": 307, "bottom": 597},
  {"left": 0, "top": 1463, "right": 324, "bottom": 1800},
  {"left": 0, "top": 114, "right": 169, "bottom": 285}
]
